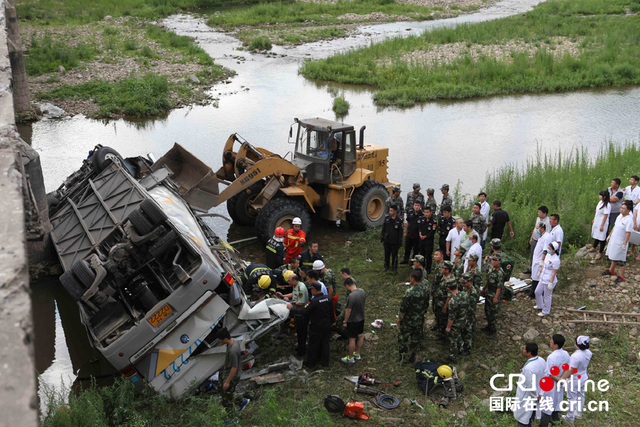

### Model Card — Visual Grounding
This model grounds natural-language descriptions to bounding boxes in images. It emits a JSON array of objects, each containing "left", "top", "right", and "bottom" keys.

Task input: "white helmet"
[
  {"left": 313, "top": 260, "right": 325, "bottom": 271},
  {"left": 292, "top": 217, "right": 302, "bottom": 225}
]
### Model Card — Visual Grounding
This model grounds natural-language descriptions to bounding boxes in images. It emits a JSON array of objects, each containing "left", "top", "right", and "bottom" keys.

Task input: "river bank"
[{"left": 300, "top": 0, "right": 640, "bottom": 106}]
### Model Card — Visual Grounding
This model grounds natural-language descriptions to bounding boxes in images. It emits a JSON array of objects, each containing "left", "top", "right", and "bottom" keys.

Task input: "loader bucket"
[{"left": 151, "top": 143, "right": 221, "bottom": 212}]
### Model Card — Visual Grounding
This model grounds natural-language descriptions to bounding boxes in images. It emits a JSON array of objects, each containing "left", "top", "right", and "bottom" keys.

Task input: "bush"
[
  {"left": 248, "top": 36, "right": 272, "bottom": 51},
  {"left": 123, "top": 38, "right": 139, "bottom": 51},
  {"left": 332, "top": 95, "right": 350, "bottom": 116}
]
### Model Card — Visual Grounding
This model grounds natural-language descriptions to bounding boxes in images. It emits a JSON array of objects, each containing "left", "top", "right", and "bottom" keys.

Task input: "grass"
[
  {"left": 247, "top": 35, "right": 272, "bottom": 51},
  {"left": 25, "top": 34, "right": 96, "bottom": 76},
  {"left": 300, "top": 0, "right": 640, "bottom": 106},
  {"left": 332, "top": 94, "right": 350, "bottom": 116},
  {"left": 38, "top": 73, "right": 171, "bottom": 117}
]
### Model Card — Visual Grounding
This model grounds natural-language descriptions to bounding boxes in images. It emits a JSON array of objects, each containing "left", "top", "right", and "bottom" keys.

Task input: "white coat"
[
  {"left": 591, "top": 200, "right": 611, "bottom": 241},
  {"left": 513, "top": 356, "right": 547, "bottom": 425},
  {"left": 542, "top": 349, "right": 571, "bottom": 414},
  {"left": 531, "top": 232, "right": 552, "bottom": 281},
  {"left": 605, "top": 213, "right": 633, "bottom": 261}
]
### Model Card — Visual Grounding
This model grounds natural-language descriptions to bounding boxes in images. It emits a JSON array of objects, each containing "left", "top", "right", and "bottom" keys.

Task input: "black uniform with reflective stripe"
[
  {"left": 300, "top": 249, "right": 324, "bottom": 269},
  {"left": 265, "top": 238, "right": 285, "bottom": 269},
  {"left": 243, "top": 263, "right": 275, "bottom": 295}
]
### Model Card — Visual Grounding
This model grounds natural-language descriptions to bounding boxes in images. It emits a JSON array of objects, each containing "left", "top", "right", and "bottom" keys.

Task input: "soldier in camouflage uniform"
[
  {"left": 482, "top": 254, "right": 505, "bottom": 336},
  {"left": 445, "top": 281, "right": 466, "bottom": 361},
  {"left": 460, "top": 272, "right": 478, "bottom": 355},
  {"left": 465, "top": 253, "right": 483, "bottom": 293},
  {"left": 470, "top": 202, "right": 488, "bottom": 236},
  {"left": 405, "top": 183, "right": 425, "bottom": 214},
  {"left": 439, "top": 184, "right": 453, "bottom": 215},
  {"left": 425, "top": 188, "right": 438, "bottom": 214},
  {"left": 385, "top": 185, "right": 405, "bottom": 219},
  {"left": 411, "top": 255, "right": 431, "bottom": 306},
  {"left": 452, "top": 245, "right": 466, "bottom": 279},
  {"left": 483, "top": 238, "right": 505, "bottom": 272},
  {"left": 398, "top": 270, "right": 430, "bottom": 362},
  {"left": 430, "top": 250, "right": 445, "bottom": 332},
  {"left": 438, "top": 261, "right": 457, "bottom": 340}
]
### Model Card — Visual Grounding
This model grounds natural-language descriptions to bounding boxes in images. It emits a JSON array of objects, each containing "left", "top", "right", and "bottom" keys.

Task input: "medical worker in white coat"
[
  {"left": 539, "top": 334, "right": 571, "bottom": 427},
  {"left": 560, "top": 336, "right": 593, "bottom": 424},
  {"left": 527, "top": 223, "right": 551, "bottom": 301},
  {"left": 535, "top": 241, "right": 560, "bottom": 316},
  {"left": 604, "top": 200, "right": 634, "bottom": 283},
  {"left": 513, "top": 342, "right": 546, "bottom": 427}
]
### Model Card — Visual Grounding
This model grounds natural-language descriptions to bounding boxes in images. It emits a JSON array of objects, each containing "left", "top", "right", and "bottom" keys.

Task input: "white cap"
[
  {"left": 577, "top": 335, "right": 590, "bottom": 346},
  {"left": 313, "top": 260, "right": 325, "bottom": 271},
  {"left": 550, "top": 241, "right": 560, "bottom": 251},
  {"left": 292, "top": 217, "right": 302, "bottom": 225}
]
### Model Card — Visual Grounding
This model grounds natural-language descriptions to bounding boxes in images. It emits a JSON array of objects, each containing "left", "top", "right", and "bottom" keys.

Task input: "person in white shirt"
[
  {"left": 478, "top": 192, "right": 490, "bottom": 248},
  {"left": 539, "top": 334, "right": 571, "bottom": 427},
  {"left": 446, "top": 218, "right": 464, "bottom": 261},
  {"left": 589, "top": 190, "right": 610, "bottom": 262},
  {"left": 461, "top": 219, "right": 479, "bottom": 252},
  {"left": 526, "top": 206, "right": 550, "bottom": 273},
  {"left": 623, "top": 175, "right": 640, "bottom": 258},
  {"left": 548, "top": 214, "right": 564, "bottom": 254},
  {"left": 465, "top": 233, "right": 483, "bottom": 271},
  {"left": 604, "top": 200, "right": 634, "bottom": 283},
  {"left": 527, "top": 223, "right": 551, "bottom": 301},
  {"left": 559, "top": 336, "right": 593, "bottom": 424},
  {"left": 534, "top": 242, "right": 560, "bottom": 316},
  {"left": 513, "top": 342, "right": 546, "bottom": 427}
]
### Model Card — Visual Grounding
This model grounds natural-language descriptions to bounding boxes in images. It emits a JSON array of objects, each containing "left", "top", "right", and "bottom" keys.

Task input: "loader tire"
[
  {"left": 228, "top": 181, "right": 265, "bottom": 226},
  {"left": 348, "top": 180, "right": 388, "bottom": 230},
  {"left": 255, "top": 198, "right": 311, "bottom": 243}
]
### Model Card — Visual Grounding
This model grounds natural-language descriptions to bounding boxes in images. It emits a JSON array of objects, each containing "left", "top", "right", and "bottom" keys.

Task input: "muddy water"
[{"left": 27, "top": 0, "right": 640, "bottom": 413}]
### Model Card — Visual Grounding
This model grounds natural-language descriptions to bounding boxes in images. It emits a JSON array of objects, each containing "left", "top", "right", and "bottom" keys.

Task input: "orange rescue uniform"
[{"left": 284, "top": 228, "right": 306, "bottom": 262}]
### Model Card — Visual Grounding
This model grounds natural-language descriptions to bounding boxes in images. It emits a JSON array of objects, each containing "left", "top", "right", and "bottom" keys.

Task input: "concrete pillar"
[{"left": 5, "top": 0, "right": 33, "bottom": 118}]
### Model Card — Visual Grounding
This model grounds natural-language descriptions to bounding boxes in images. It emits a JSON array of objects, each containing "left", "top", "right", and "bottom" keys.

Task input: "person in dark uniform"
[
  {"left": 242, "top": 263, "right": 277, "bottom": 299},
  {"left": 381, "top": 205, "right": 403, "bottom": 273},
  {"left": 401, "top": 201, "right": 424, "bottom": 265},
  {"left": 300, "top": 241, "right": 323, "bottom": 269},
  {"left": 265, "top": 227, "right": 286, "bottom": 268},
  {"left": 418, "top": 205, "right": 438, "bottom": 274},
  {"left": 288, "top": 282, "right": 334, "bottom": 368},
  {"left": 437, "top": 206, "right": 455, "bottom": 252}
]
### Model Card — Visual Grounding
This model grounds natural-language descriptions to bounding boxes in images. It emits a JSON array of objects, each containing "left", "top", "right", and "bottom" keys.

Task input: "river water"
[{"left": 28, "top": 0, "right": 640, "bottom": 415}]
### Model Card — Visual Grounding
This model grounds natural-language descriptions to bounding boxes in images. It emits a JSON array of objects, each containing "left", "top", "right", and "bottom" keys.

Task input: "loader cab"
[{"left": 291, "top": 118, "right": 358, "bottom": 184}]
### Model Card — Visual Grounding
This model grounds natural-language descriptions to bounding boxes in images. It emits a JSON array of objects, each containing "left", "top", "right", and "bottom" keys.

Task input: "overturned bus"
[{"left": 48, "top": 144, "right": 289, "bottom": 398}]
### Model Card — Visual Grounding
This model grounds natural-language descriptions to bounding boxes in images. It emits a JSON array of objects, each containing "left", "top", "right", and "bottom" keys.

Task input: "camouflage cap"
[
  {"left": 442, "top": 260, "right": 454, "bottom": 270},
  {"left": 490, "top": 238, "right": 502, "bottom": 248},
  {"left": 393, "top": 185, "right": 401, "bottom": 193},
  {"left": 461, "top": 272, "right": 473, "bottom": 282},
  {"left": 441, "top": 184, "right": 450, "bottom": 191},
  {"left": 411, "top": 255, "right": 425, "bottom": 265},
  {"left": 455, "top": 245, "right": 467, "bottom": 254},
  {"left": 426, "top": 187, "right": 435, "bottom": 195},
  {"left": 490, "top": 254, "right": 502, "bottom": 262},
  {"left": 468, "top": 253, "right": 479, "bottom": 261},
  {"left": 413, "top": 182, "right": 421, "bottom": 189}
]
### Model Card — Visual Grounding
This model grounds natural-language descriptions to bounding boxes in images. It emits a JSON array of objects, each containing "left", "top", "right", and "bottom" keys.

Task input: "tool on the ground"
[
  {"left": 358, "top": 372, "right": 401, "bottom": 387},
  {"left": 323, "top": 395, "right": 370, "bottom": 420},
  {"left": 567, "top": 308, "right": 640, "bottom": 326},
  {"left": 371, "top": 393, "right": 400, "bottom": 411},
  {"left": 410, "top": 399, "right": 424, "bottom": 409}
]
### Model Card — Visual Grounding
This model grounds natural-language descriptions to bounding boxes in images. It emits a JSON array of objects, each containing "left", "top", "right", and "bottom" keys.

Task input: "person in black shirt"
[
  {"left": 401, "top": 201, "right": 424, "bottom": 265},
  {"left": 437, "top": 206, "right": 455, "bottom": 252},
  {"left": 300, "top": 241, "right": 323, "bottom": 269},
  {"left": 418, "top": 206, "right": 438, "bottom": 274},
  {"left": 265, "top": 227, "right": 286, "bottom": 268},
  {"left": 288, "top": 282, "right": 334, "bottom": 368},
  {"left": 488, "top": 200, "right": 514, "bottom": 240},
  {"left": 381, "top": 205, "right": 403, "bottom": 273}
]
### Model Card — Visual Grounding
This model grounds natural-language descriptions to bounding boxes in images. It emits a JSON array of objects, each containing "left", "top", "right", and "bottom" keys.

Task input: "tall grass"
[
  {"left": 300, "top": 0, "right": 640, "bottom": 106},
  {"left": 26, "top": 35, "right": 96, "bottom": 76},
  {"left": 479, "top": 142, "right": 640, "bottom": 255}
]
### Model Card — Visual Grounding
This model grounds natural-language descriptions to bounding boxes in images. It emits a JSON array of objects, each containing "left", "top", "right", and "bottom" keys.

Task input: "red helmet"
[{"left": 275, "top": 227, "right": 285, "bottom": 238}]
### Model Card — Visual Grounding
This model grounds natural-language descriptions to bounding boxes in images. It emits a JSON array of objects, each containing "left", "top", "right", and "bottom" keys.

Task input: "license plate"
[{"left": 148, "top": 304, "right": 173, "bottom": 327}]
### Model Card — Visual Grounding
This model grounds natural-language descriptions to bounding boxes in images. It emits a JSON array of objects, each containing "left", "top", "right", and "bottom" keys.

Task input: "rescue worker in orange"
[{"left": 284, "top": 217, "right": 306, "bottom": 263}]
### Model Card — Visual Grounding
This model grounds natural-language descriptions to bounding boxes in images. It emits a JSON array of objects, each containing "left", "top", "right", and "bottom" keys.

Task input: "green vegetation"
[
  {"left": 25, "top": 35, "right": 96, "bottom": 76},
  {"left": 332, "top": 95, "right": 350, "bottom": 116},
  {"left": 479, "top": 142, "right": 640, "bottom": 255},
  {"left": 237, "top": 25, "right": 348, "bottom": 46},
  {"left": 248, "top": 35, "right": 273, "bottom": 51},
  {"left": 39, "top": 73, "right": 171, "bottom": 117},
  {"left": 300, "top": 0, "right": 640, "bottom": 106},
  {"left": 144, "top": 24, "right": 214, "bottom": 65}
]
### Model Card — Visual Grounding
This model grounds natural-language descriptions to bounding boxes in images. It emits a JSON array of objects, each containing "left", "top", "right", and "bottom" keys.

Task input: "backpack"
[{"left": 500, "top": 253, "right": 513, "bottom": 278}]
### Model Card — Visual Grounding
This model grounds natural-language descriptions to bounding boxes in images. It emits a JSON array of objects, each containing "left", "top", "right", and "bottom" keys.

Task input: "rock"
[
  {"left": 38, "top": 102, "right": 65, "bottom": 118},
  {"left": 458, "top": 371, "right": 466, "bottom": 380},
  {"left": 457, "top": 411, "right": 467, "bottom": 418},
  {"left": 480, "top": 389, "right": 488, "bottom": 396},
  {"left": 188, "top": 74, "right": 201, "bottom": 84},
  {"left": 541, "top": 319, "right": 549, "bottom": 324},
  {"left": 478, "top": 363, "right": 491, "bottom": 371},
  {"left": 403, "top": 398, "right": 412, "bottom": 406},
  {"left": 104, "top": 15, "right": 113, "bottom": 21},
  {"left": 574, "top": 247, "right": 589, "bottom": 259},
  {"left": 633, "top": 307, "right": 640, "bottom": 313},
  {"left": 628, "top": 352, "right": 637, "bottom": 362},
  {"left": 523, "top": 328, "right": 540, "bottom": 341},
  {"left": 630, "top": 328, "right": 638, "bottom": 337},
  {"left": 512, "top": 335, "right": 522, "bottom": 341},
  {"left": 491, "top": 366, "right": 499, "bottom": 372},
  {"left": 591, "top": 337, "right": 602, "bottom": 346},
  {"left": 615, "top": 362, "right": 622, "bottom": 367},
  {"left": 57, "top": 65, "right": 66, "bottom": 73},
  {"left": 364, "top": 332, "right": 378, "bottom": 341}
]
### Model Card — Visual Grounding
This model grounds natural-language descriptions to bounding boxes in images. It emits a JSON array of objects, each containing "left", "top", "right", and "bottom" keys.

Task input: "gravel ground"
[{"left": 382, "top": 37, "right": 583, "bottom": 67}]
